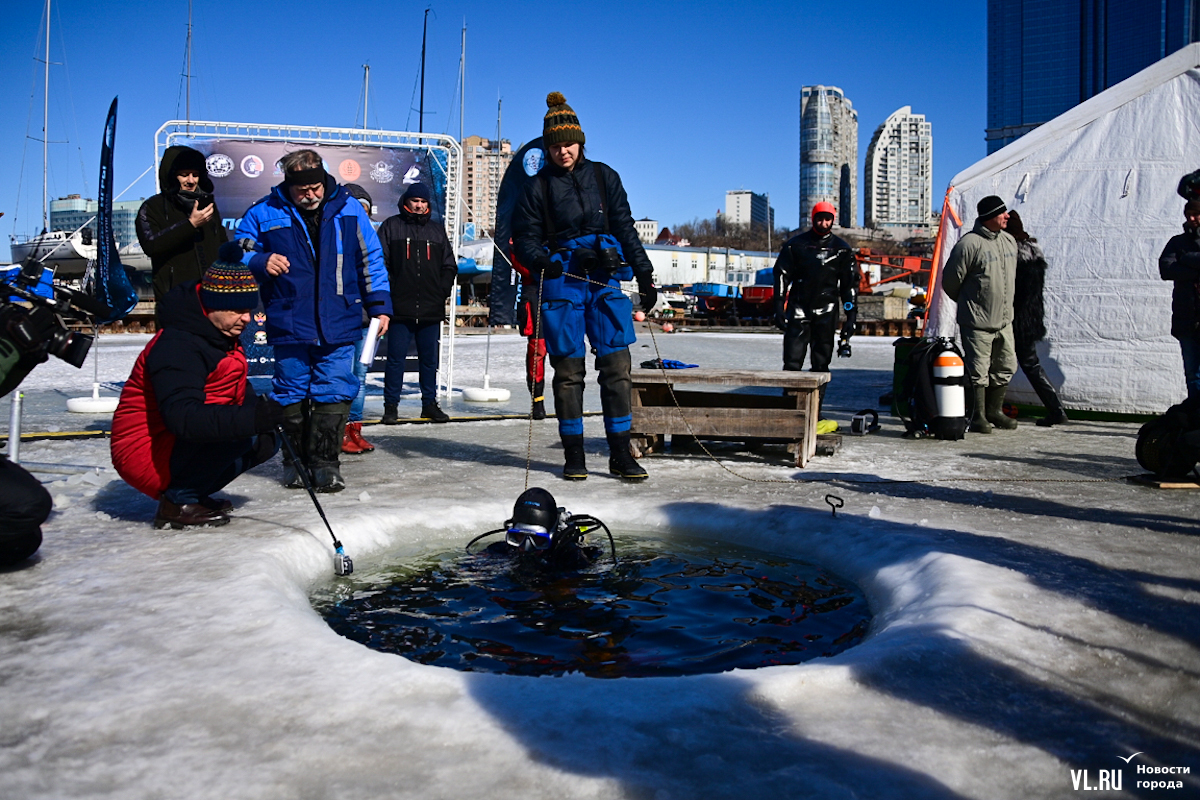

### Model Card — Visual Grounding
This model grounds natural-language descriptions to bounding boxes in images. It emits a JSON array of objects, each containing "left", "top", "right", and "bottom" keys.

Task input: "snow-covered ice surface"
[{"left": 2, "top": 331, "right": 1199, "bottom": 799}]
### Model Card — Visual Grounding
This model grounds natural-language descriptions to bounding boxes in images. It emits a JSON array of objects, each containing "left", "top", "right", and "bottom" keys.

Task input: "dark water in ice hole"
[{"left": 314, "top": 534, "right": 871, "bottom": 678}]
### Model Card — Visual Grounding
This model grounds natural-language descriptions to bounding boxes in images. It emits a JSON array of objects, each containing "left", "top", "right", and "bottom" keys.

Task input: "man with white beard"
[{"left": 235, "top": 149, "right": 392, "bottom": 492}]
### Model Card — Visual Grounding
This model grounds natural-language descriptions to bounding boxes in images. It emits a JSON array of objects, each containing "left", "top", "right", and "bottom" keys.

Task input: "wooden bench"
[{"left": 629, "top": 369, "right": 829, "bottom": 467}]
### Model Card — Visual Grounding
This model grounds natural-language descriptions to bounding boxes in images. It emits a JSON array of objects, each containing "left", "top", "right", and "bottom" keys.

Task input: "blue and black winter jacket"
[
  {"left": 511, "top": 158, "right": 653, "bottom": 281},
  {"left": 236, "top": 176, "right": 391, "bottom": 347}
]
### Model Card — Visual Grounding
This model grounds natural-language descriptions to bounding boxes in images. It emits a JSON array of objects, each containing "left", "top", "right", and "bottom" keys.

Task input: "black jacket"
[
  {"left": 511, "top": 157, "right": 652, "bottom": 278},
  {"left": 772, "top": 229, "right": 857, "bottom": 319},
  {"left": 136, "top": 146, "right": 229, "bottom": 307},
  {"left": 378, "top": 206, "right": 457, "bottom": 322},
  {"left": 147, "top": 283, "right": 260, "bottom": 443},
  {"left": 1013, "top": 239, "right": 1048, "bottom": 344},
  {"left": 1159, "top": 224, "right": 1200, "bottom": 339}
]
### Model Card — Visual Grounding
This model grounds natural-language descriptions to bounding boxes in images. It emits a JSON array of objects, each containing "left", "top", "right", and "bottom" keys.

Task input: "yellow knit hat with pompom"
[{"left": 543, "top": 91, "right": 585, "bottom": 146}]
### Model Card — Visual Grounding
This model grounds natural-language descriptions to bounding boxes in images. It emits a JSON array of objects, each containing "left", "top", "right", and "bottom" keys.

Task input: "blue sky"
[{"left": 0, "top": 0, "right": 986, "bottom": 240}]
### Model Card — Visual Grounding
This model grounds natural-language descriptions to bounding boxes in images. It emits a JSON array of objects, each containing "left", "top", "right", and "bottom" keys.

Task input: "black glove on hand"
[
  {"left": 254, "top": 396, "right": 286, "bottom": 433},
  {"left": 636, "top": 274, "right": 658, "bottom": 312},
  {"left": 533, "top": 253, "right": 563, "bottom": 281},
  {"left": 773, "top": 303, "right": 788, "bottom": 332},
  {"left": 837, "top": 335, "right": 853, "bottom": 358}
]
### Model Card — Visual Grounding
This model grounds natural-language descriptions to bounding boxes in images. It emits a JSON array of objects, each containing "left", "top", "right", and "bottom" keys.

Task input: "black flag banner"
[{"left": 87, "top": 97, "right": 138, "bottom": 323}]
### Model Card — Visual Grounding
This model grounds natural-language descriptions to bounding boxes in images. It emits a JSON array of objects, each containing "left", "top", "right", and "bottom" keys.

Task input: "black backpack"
[{"left": 898, "top": 337, "right": 968, "bottom": 440}]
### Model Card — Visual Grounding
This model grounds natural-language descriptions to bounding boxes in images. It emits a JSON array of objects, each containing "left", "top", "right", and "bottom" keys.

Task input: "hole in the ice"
[{"left": 312, "top": 533, "right": 871, "bottom": 678}]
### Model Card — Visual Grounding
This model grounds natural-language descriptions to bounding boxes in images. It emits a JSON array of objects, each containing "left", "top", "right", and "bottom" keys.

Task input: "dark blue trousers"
[{"left": 383, "top": 320, "right": 441, "bottom": 406}]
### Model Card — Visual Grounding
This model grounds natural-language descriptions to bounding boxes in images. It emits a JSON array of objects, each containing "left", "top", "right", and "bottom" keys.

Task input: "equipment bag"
[{"left": 1136, "top": 397, "right": 1200, "bottom": 479}]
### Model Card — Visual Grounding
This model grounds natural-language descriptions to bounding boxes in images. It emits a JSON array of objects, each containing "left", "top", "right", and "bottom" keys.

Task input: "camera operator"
[{"left": 0, "top": 290, "right": 61, "bottom": 566}]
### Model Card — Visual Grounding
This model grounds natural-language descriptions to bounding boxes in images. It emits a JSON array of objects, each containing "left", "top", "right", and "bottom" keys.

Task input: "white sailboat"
[{"left": 10, "top": 230, "right": 98, "bottom": 275}]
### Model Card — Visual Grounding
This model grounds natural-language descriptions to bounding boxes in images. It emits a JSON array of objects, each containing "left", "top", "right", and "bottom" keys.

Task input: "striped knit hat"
[
  {"left": 200, "top": 242, "right": 260, "bottom": 311},
  {"left": 543, "top": 92, "right": 585, "bottom": 146}
]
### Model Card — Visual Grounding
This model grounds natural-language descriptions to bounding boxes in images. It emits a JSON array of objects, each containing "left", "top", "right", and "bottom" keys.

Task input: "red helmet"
[{"left": 812, "top": 201, "right": 836, "bottom": 221}]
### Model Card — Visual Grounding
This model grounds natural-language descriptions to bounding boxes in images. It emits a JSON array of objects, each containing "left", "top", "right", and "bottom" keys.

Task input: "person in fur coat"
[{"left": 1008, "top": 211, "right": 1068, "bottom": 426}]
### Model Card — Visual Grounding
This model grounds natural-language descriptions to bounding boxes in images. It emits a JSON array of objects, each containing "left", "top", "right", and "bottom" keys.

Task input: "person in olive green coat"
[{"left": 942, "top": 195, "right": 1018, "bottom": 433}]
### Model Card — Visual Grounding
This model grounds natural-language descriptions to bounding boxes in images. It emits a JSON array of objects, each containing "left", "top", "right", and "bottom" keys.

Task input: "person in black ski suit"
[
  {"left": 512, "top": 93, "right": 657, "bottom": 482},
  {"left": 378, "top": 183, "right": 457, "bottom": 424},
  {"left": 1159, "top": 197, "right": 1200, "bottom": 401},
  {"left": 1008, "top": 211, "right": 1068, "bottom": 426},
  {"left": 136, "top": 145, "right": 229, "bottom": 325},
  {"left": 772, "top": 201, "right": 858, "bottom": 413}
]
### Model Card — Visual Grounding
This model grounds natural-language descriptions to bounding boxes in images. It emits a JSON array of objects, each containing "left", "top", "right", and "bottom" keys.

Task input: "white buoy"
[
  {"left": 67, "top": 329, "right": 118, "bottom": 413},
  {"left": 461, "top": 324, "right": 511, "bottom": 403},
  {"left": 462, "top": 376, "right": 511, "bottom": 403},
  {"left": 67, "top": 382, "right": 119, "bottom": 414}
]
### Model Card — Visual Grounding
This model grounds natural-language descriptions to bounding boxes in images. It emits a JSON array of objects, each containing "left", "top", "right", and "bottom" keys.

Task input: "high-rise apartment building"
[
  {"left": 799, "top": 85, "right": 858, "bottom": 229},
  {"left": 864, "top": 107, "right": 933, "bottom": 233},
  {"left": 461, "top": 135, "right": 513, "bottom": 237},
  {"left": 724, "top": 190, "right": 774, "bottom": 232},
  {"left": 987, "top": 0, "right": 1200, "bottom": 153}
]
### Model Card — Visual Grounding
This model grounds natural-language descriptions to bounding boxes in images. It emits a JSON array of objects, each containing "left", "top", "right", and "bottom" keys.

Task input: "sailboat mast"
[
  {"left": 419, "top": 7, "right": 429, "bottom": 134},
  {"left": 185, "top": 0, "right": 192, "bottom": 126},
  {"left": 458, "top": 22, "right": 465, "bottom": 144},
  {"left": 42, "top": 0, "right": 50, "bottom": 231},
  {"left": 362, "top": 63, "right": 370, "bottom": 129}
]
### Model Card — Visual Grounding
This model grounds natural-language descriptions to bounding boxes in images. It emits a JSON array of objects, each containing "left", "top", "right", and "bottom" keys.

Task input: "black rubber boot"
[
  {"left": 531, "top": 380, "right": 547, "bottom": 420},
  {"left": 381, "top": 403, "right": 399, "bottom": 425},
  {"left": 280, "top": 402, "right": 309, "bottom": 488},
  {"left": 968, "top": 386, "right": 991, "bottom": 434},
  {"left": 309, "top": 402, "right": 349, "bottom": 493},
  {"left": 985, "top": 386, "right": 1018, "bottom": 430},
  {"left": 562, "top": 434, "right": 587, "bottom": 481},
  {"left": 607, "top": 432, "right": 648, "bottom": 482}
]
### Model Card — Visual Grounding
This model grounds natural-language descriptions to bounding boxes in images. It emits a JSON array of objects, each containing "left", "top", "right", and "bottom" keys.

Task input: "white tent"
[{"left": 929, "top": 43, "right": 1200, "bottom": 414}]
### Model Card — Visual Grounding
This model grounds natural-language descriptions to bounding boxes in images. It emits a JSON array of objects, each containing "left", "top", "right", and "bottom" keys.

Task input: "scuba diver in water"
[{"left": 466, "top": 487, "right": 615, "bottom": 569}]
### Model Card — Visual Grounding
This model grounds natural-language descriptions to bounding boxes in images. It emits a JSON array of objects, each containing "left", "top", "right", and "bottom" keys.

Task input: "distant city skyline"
[{"left": 0, "top": 0, "right": 988, "bottom": 244}]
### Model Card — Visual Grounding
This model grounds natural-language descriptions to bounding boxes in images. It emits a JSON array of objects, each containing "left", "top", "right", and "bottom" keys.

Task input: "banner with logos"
[
  {"left": 174, "top": 138, "right": 449, "bottom": 231},
  {"left": 169, "top": 138, "right": 449, "bottom": 376}
]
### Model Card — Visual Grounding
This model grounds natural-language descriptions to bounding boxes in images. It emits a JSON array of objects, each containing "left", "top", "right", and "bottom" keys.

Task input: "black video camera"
[{"left": 0, "top": 259, "right": 99, "bottom": 369}]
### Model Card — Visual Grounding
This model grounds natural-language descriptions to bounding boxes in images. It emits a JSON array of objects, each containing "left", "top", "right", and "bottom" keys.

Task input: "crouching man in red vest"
[{"left": 111, "top": 243, "right": 285, "bottom": 529}]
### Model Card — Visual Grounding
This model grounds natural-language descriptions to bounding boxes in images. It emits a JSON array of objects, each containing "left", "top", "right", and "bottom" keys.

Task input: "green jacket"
[{"left": 942, "top": 221, "right": 1017, "bottom": 332}]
